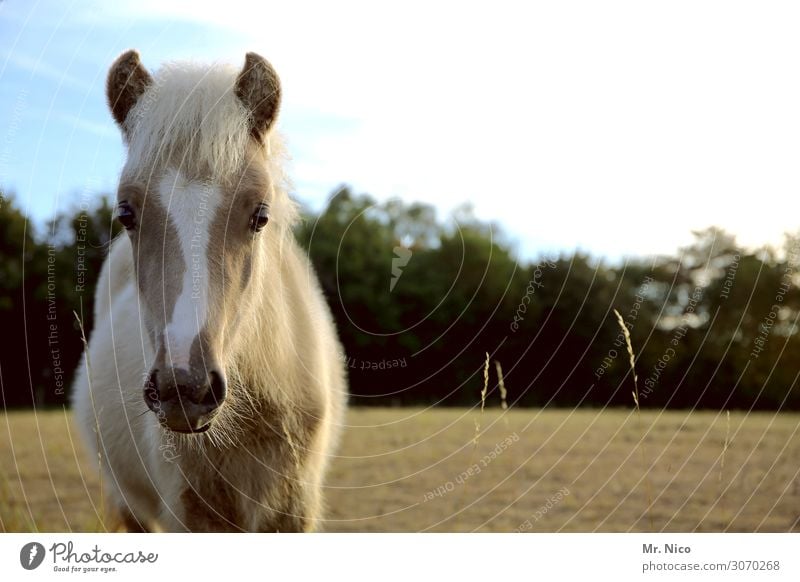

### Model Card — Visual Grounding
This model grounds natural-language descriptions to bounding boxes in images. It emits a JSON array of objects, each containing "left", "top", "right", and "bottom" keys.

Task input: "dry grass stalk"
[
  {"left": 613, "top": 308, "right": 654, "bottom": 531},
  {"left": 494, "top": 360, "right": 509, "bottom": 428},
  {"left": 614, "top": 309, "right": 638, "bottom": 395},
  {"left": 495, "top": 360, "right": 508, "bottom": 411},
  {"left": 473, "top": 352, "right": 490, "bottom": 446},
  {"left": 720, "top": 410, "right": 730, "bottom": 480}
]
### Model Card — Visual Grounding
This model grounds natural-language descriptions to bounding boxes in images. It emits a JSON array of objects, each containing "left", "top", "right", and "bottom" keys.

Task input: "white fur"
[{"left": 158, "top": 169, "right": 221, "bottom": 370}]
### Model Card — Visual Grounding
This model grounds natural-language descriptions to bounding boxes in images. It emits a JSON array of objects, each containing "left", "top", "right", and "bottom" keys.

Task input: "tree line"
[{"left": 1, "top": 186, "right": 798, "bottom": 410}]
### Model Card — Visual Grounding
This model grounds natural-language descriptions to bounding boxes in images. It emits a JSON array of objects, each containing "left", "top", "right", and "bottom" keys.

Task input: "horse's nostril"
[{"left": 207, "top": 370, "right": 227, "bottom": 405}]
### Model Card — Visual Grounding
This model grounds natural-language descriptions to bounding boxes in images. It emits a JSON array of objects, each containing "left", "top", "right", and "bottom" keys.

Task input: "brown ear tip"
[
  {"left": 243, "top": 52, "right": 269, "bottom": 71},
  {"left": 114, "top": 49, "right": 141, "bottom": 66}
]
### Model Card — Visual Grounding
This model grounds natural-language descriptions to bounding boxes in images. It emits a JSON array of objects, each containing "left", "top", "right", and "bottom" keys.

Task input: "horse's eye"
[
  {"left": 250, "top": 203, "right": 270, "bottom": 233},
  {"left": 117, "top": 201, "right": 136, "bottom": 230}
]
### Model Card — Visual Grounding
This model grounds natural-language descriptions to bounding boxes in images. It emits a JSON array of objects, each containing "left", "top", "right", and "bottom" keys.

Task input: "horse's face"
[
  {"left": 106, "top": 51, "right": 281, "bottom": 433},
  {"left": 116, "top": 160, "right": 272, "bottom": 433}
]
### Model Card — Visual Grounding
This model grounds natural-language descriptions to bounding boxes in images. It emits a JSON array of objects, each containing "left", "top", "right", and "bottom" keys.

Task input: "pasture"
[{"left": 1, "top": 407, "right": 798, "bottom": 532}]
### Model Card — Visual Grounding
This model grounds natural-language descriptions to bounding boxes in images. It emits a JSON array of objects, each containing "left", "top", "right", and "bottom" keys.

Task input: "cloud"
[{"left": 0, "top": 50, "right": 89, "bottom": 91}]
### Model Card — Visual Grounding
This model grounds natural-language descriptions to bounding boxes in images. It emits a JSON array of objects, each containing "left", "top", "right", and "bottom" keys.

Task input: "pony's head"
[{"left": 107, "top": 50, "right": 295, "bottom": 434}]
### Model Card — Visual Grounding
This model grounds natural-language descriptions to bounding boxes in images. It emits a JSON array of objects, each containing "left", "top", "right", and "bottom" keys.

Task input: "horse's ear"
[
  {"left": 106, "top": 50, "right": 152, "bottom": 133},
  {"left": 235, "top": 52, "right": 281, "bottom": 142}
]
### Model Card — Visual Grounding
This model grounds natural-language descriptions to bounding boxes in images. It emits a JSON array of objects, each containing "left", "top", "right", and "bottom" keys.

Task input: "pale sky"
[{"left": 2, "top": 0, "right": 800, "bottom": 259}]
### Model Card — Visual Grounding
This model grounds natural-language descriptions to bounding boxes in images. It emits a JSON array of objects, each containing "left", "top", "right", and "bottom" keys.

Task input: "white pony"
[{"left": 72, "top": 50, "right": 347, "bottom": 532}]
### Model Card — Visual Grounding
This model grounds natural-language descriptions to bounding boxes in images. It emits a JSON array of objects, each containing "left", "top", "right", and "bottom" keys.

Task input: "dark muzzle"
[{"left": 144, "top": 367, "right": 227, "bottom": 433}]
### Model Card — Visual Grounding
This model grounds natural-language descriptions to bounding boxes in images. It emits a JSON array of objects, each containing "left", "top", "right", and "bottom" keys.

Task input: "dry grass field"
[{"left": 1, "top": 407, "right": 799, "bottom": 532}]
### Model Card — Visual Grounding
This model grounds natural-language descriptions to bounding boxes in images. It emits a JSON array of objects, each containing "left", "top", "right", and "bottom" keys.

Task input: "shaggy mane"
[
  {"left": 127, "top": 61, "right": 249, "bottom": 179},
  {"left": 124, "top": 59, "right": 296, "bottom": 229}
]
